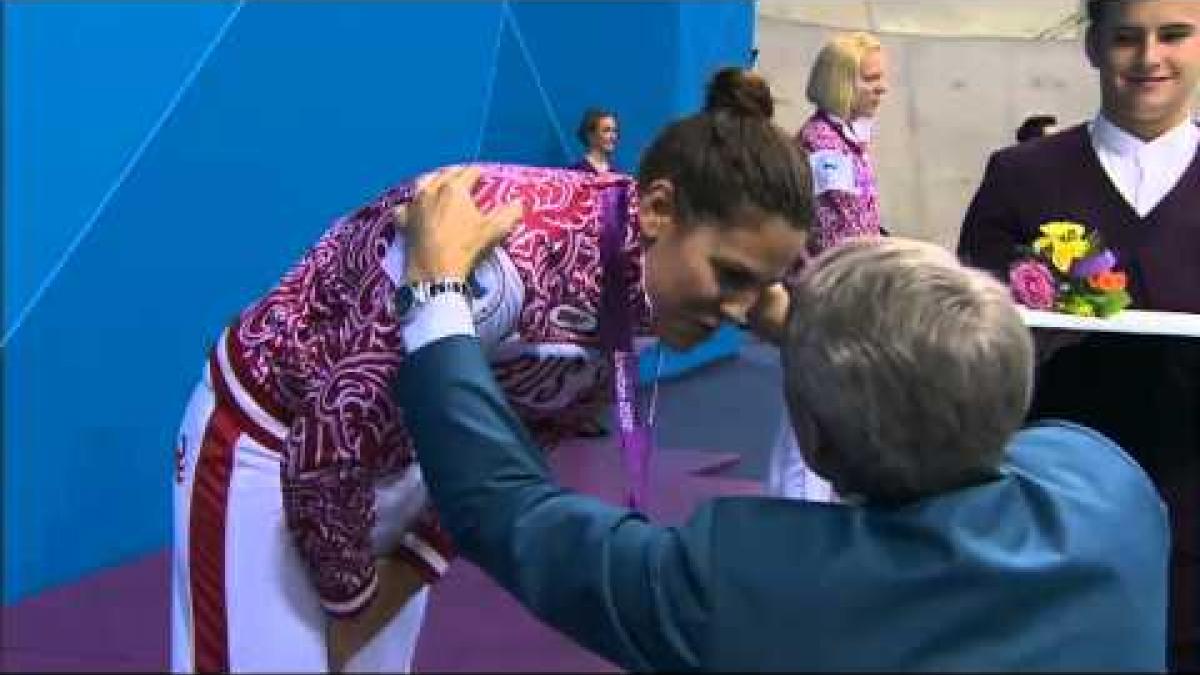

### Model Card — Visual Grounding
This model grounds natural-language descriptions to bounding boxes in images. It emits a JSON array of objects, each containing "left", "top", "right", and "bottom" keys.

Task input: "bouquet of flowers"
[{"left": 1008, "top": 221, "right": 1131, "bottom": 318}]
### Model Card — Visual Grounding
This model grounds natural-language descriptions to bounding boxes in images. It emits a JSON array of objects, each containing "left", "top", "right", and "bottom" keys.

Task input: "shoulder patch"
[{"left": 808, "top": 149, "right": 858, "bottom": 196}]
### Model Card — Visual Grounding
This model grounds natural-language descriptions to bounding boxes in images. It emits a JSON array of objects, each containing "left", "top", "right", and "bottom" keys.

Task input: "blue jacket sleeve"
[{"left": 396, "top": 335, "right": 713, "bottom": 672}]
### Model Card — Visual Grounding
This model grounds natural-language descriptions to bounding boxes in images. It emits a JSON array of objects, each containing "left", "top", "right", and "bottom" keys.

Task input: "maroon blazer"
[
  {"left": 958, "top": 123, "right": 1199, "bottom": 670},
  {"left": 958, "top": 123, "right": 1200, "bottom": 313}
]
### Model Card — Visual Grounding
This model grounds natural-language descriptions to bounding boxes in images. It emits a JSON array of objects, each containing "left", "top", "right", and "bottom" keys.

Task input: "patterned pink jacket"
[
  {"left": 208, "top": 164, "right": 650, "bottom": 615},
  {"left": 796, "top": 112, "right": 883, "bottom": 254}
]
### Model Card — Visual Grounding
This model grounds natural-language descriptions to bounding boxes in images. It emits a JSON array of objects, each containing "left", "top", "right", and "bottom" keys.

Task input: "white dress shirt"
[
  {"left": 401, "top": 291, "right": 476, "bottom": 353},
  {"left": 1089, "top": 114, "right": 1200, "bottom": 218},
  {"left": 381, "top": 236, "right": 502, "bottom": 353},
  {"left": 765, "top": 423, "right": 837, "bottom": 503}
]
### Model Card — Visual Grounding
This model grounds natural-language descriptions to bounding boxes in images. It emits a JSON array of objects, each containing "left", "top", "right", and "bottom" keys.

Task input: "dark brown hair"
[
  {"left": 1016, "top": 114, "right": 1058, "bottom": 143},
  {"left": 576, "top": 107, "right": 617, "bottom": 147},
  {"left": 636, "top": 66, "right": 812, "bottom": 232},
  {"left": 1084, "top": 0, "right": 1112, "bottom": 25}
]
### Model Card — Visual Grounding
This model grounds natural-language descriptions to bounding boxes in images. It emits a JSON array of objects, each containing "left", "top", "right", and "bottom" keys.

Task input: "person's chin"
[{"left": 1126, "top": 99, "right": 1182, "bottom": 123}]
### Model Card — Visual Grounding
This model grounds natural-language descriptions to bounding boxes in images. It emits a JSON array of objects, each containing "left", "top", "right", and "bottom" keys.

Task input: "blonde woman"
[
  {"left": 796, "top": 31, "right": 888, "bottom": 253},
  {"left": 770, "top": 32, "right": 890, "bottom": 503}
]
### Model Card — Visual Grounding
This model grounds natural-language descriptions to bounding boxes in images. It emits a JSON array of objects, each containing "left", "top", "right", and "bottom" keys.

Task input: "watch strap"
[
  {"left": 415, "top": 278, "right": 471, "bottom": 302},
  {"left": 397, "top": 277, "right": 472, "bottom": 322}
]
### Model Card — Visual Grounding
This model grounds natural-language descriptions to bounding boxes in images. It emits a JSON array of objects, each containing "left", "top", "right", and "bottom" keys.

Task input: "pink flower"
[{"left": 1009, "top": 260, "right": 1057, "bottom": 310}]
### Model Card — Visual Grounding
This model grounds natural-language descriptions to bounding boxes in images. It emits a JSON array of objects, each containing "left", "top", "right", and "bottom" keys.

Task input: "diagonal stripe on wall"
[
  {"left": 501, "top": 2, "right": 572, "bottom": 160},
  {"left": 474, "top": 10, "right": 508, "bottom": 160},
  {"left": 3, "top": 2, "right": 245, "bottom": 347},
  {"left": 3, "top": 0, "right": 755, "bottom": 608},
  {"left": 479, "top": 11, "right": 571, "bottom": 166}
]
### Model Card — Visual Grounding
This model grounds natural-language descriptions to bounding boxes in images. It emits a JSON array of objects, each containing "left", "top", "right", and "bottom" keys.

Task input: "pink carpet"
[{"left": 1, "top": 439, "right": 761, "bottom": 672}]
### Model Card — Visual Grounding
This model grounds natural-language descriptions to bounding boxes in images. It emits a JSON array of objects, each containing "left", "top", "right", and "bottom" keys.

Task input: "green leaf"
[{"left": 1088, "top": 289, "right": 1131, "bottom": 318}]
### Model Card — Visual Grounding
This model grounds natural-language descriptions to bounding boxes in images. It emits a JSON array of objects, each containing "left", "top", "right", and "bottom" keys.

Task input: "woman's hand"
[
  {"left": 327, "top": 557, "right": 427, "bottom": 672},
  {"left": 746, "top": 282, "right": 791, "bottom": 346}
]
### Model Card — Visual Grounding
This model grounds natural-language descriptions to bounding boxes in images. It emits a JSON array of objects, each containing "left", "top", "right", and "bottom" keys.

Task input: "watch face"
[{"left": 395, "top": 284, "right": 417, "bottom": 319}]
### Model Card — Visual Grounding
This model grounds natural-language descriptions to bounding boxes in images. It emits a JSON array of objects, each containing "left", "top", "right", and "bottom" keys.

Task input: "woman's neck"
[{"left": 585, "top": 150, "right": 610, "bottom": 172}]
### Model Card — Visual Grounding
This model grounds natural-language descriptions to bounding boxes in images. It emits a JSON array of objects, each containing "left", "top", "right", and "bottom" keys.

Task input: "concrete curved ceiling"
[{"left": 758, "top": 0, "right": 1084, "bottom": 40}]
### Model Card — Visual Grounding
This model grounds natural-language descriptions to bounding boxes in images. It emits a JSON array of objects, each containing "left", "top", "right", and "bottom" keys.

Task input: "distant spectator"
[
  {"left": 570, "top": 107, "right": 620, "bottom": 174},
  {"left": 772, "top": 31, "right": 890, "bottom": 501},
  {"left": 570, "top": 106, "right": 621, "bottom": 438},
  {"left": 795, "top": 31, "right": 889, "bottom": 254}
]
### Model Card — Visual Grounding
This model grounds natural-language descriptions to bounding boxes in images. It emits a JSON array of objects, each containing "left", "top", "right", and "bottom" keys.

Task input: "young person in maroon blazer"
[{"left": 957, "top": 1, "right": 1200, "bottom": 669}]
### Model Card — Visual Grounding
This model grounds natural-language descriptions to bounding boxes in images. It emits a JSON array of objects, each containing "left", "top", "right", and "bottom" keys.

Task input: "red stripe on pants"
[{"left": 189, "top": 402, "right": 241, "bottom": 673}]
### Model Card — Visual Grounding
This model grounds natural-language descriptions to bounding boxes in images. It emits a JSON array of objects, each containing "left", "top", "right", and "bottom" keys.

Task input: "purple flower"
[
  {"left": 1009, "top": 260, "right": 1057, "bottom": 310},
  {"left": 1069, "top": 249, "right": 1117, "bottom": 279}
]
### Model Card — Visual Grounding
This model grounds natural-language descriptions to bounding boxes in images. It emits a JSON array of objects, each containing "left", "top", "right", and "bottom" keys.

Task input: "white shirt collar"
[
  {"left": 1087, "top": 113, "right": 1200, "bottom": 217},
  {"left": 1090, "top": 113, "right": 1199, "bottom": 162}
]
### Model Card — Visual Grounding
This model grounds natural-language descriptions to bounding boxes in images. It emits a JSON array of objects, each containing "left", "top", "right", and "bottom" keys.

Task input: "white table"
[{"left": 1020, "top": 308, "right": 1200, "bottom": 339}]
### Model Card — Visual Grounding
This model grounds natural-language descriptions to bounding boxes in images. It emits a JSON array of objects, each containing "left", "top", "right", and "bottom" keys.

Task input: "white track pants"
[{"left": 171, "top": 365, "right": 429, "bottom": 673}]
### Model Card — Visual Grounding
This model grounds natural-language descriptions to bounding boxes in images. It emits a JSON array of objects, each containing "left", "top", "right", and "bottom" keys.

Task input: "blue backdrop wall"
[{"left": 2, "top": 0, "right": 754, "bottom": 604}]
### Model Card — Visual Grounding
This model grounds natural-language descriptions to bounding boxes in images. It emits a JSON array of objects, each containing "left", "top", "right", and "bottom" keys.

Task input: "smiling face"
[
  {"left": 1087, "top": 0, "right": 1200, "bottom": 139},
  {"left": 637, "top": 180, "right": 808, "bottom": 350},
  {"left": 588, "top": 115, "right": 619, "bottom": 155}
]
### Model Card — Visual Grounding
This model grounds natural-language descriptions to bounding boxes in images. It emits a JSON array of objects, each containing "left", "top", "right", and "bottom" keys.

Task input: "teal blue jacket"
[{"left": 398, "top": 335, "right": 1169, "bottom": 672}]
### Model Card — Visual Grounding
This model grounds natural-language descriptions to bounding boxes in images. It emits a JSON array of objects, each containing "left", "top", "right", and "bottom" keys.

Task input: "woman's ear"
[{"left": 638, "top": 178, "right": 677, "bottom": 244}]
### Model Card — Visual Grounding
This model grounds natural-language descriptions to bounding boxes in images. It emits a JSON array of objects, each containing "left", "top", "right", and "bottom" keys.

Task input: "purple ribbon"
[{"left": 597, "top": 183, "right": 652, "bottom": 510}]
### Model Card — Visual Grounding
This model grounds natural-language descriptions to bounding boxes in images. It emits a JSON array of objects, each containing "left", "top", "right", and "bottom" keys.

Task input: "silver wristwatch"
[{"left": 395, "top": 278, "right": 471, "bottom": 322}]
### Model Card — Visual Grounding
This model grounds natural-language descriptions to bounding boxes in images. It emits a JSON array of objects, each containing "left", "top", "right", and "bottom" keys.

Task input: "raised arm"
[{"left": 393, "top": 167, "right": 715, "bottom": 671}]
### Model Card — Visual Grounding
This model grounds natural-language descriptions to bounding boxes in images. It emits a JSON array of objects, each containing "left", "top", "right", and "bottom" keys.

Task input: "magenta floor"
[{"left": 0, "top": 438, "right": 762, "bottom": 672}]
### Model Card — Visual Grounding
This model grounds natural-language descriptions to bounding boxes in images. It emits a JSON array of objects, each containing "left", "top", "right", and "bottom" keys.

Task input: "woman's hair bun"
[{"left": 704, "top": 66, "right": 774, "bottom": 120}]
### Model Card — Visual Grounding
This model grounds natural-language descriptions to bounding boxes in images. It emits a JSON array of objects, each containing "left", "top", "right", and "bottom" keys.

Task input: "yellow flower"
[
  {"left": 1033, "top": 221, "right": 1090, "bottom": 273},
  {"left": 1039, "top": 221, "right": 1086, "bottom": 241},
  {"left": 1051, "top": 241, "right": 1089, "bottom": 272}
]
